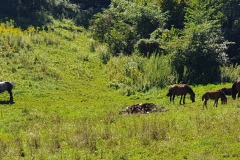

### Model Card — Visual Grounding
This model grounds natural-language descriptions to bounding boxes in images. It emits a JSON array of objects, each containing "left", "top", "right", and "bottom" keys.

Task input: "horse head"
[
  {"left": 221, "top": 97, "right": 227, "bottom": 104},
  {"left": 219, "top": 90, "right": 227, "bottom": 104}
]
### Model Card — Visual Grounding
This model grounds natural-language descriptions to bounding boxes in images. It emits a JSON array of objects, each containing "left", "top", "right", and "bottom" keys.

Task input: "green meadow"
[{"left": 0, "top": 20, "right": 240, "bottom": 160}]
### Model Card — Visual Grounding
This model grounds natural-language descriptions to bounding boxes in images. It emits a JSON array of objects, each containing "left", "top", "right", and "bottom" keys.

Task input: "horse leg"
[
  {"left": 172, "top": 95, "right": 175, "bottom": 104},
  {"left": 203, "top": 99, "right": 207, "bottom": 109},
  {"left": 7, "top": 89, "right": 13, "bottom": 102},
  {"left": 180, "top": 95, "right": 182, "bottom": 104},
  {"left": 170, "top": 95, "right": 172, "bottom": 103},
  {"left": 183, "top": 94, "right": 186, "bottom": 104},
  {"left": 214, "top": 99, "right": 218, "bottom": 107},
  {"left": 238, "top": 92, "right": 240, "bottom": 99}
]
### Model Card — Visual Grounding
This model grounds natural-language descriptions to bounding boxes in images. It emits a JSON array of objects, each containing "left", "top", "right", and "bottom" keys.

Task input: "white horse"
[{"left": 0, "top": 81, "right": 14, "bottom": 102}]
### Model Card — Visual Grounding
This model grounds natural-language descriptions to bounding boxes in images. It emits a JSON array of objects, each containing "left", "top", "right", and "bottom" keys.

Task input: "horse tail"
[
  {"left": 232, "top": 81, "right": 238, "bottom": 99},
  {"left": 4, "top": 81, "right": 13, "bottom": 90}
]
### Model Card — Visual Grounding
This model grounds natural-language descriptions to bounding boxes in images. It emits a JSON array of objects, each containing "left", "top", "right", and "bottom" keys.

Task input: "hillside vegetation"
[
  {"left": 1, "top": 1, "right": 240, "bottom": 86},
  {"left": 1, "top": 0, "right": 240, "bottom": 159},
  {"left": 0, "top": 19, "right": 239, "bottom": 159}
]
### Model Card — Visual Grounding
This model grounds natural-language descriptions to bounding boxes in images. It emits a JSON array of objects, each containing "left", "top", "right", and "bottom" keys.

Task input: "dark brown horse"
[
  {"left": 202, "top": 90, "right": 227, "bottom": 109},
  {"left": 166, "top": 84, "right": 195, "bottom": 104},
  {"left": 220, "top": 87, "right": 232, "bottom": 96},
  {"left": 232, "top": 80, "right": 240, "bottom": 100}
]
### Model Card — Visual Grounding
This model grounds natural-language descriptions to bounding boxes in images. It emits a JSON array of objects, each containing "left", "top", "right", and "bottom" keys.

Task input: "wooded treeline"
[
  {"left": 0, "top": 0, "right": 240, "bottom": 84},
  {"left": 0, "top": 0, "right": 110, "bottom": 27}
]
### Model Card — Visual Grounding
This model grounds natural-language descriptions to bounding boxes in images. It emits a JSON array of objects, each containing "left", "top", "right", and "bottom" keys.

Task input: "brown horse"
[
  {"left": 166, "top": 84, "right": 195, "bottom": 104},
  {"left": 232, "top": 80, "right": 240, "bottom": 100},
  {"left": 202, "top": 90, "right": 227, "bottom": 109},
  {"left": 220, "top": 87, "right": 232, "bottom": 96}
]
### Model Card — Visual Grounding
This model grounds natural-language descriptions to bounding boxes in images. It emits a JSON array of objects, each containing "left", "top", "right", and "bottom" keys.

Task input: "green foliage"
[
  {"left": 106, "top": 54, "right": 176, "bottom": 94},
  {"left": 98, "top": 45, "right": 111, "bottom": 64},
  {"left": 221, "top": 65, "right": 240, "bottom": 82},
  {"left": 184, "top": 24, "right": 228, "bottom": 84},
  {"left": 91, "top": 0, "right": 166, "bottom": 55},
  {"left": 160, "top": 0, "right": 187, "bottom": 29},
  {"left": 0, "top": 0, "right": 110, "bottom": 27},
  {"left": 1, "top": 0, "right": 240, "bottom": 66},
  {"left": 1, "top": 19, "right": 240, "bottom": 160},
  {"left": 221, "top": 0, "right": 240, "bottom": 63},
  {"left": 135, "top": 39, "right": 161, "bottom": 57},
  {"left": 171, "top": 1, "right": 229, "bottom": 84},
  {"left": 89, "top": 0, "right": 239, "bottom": 85},
  {"left": 105, "top": 23, "right": 136, "bottom": 55}
]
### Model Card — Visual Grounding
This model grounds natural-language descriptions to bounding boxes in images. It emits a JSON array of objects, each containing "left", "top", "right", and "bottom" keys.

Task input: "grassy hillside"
[{"left": 0, "top": 20, "right": 240, "bottom": 159}]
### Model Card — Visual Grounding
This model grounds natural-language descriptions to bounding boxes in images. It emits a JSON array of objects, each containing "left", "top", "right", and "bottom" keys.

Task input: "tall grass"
[
  {"left": 106, "top": 54, "right": 176, "bottom": 95},
  {"left": 221, "top": 64, "right": 240, "bottom": 82}
]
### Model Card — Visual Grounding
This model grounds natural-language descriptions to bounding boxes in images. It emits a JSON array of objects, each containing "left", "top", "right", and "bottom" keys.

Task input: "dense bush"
[
  {"left": 135, "top": 39, "right": 161, "bottom": 57},
  {"left": 2, "top": 0, "right": 240, "bottom": 87},
  {"left": 221, "top": 0, "right": 240, "bottom": 63},
  {"left": 221, "top": 65, "right": 240, "bottom": 82},
  {"left": 170, "top": 1, "right": 229, "bottom": 84},
  {"left": 92, "top": 0, "right": 234, "bottom": 85},
  {"left": 0, "top": 0, "right": 110, "bottom": 27},
  {"left": 91, "top": 0, "right": 166, "bottom": 55}
]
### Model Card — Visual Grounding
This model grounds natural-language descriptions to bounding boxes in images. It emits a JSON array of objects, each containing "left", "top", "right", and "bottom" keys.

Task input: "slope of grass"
[{"left": 0, "top": 20, "right": 240, "bottom": 159}]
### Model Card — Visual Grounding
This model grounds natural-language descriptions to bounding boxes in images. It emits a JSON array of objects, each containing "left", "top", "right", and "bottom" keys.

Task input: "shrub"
[
  {"left": 98, "top": 45, "right": 111, "bottom": 64},
  {"left": 135, "top": 39, "right": 161, "bottom": 57},
  {"left": 221, "top": 65, "right": 240, "bottom": 82}
]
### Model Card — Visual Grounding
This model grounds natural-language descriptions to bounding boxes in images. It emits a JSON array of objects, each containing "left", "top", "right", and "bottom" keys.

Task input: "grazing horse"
[
  {"left": 220, "top": 87, "right": 232, "bottom": 96},
  {"left": 166, "top": 84, "right": 195, "bottom": 104},
  {"left": 202, "top": 90, "right": 227, "bottom": 109},
  {"left": 232, "top": 80, "right": 240, "bottom": 100},
  {"left": 0, "top": 81, "right": 14, "bottom": 102}
]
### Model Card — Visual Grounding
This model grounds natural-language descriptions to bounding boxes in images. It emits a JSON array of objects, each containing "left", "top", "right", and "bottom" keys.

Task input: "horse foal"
[{"left": 202, "top": 90, "right": 227, "bottom": 109}]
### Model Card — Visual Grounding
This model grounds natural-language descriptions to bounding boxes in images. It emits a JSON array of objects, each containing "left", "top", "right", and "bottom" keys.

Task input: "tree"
[
  {"left": 0, "top": 0, "right": 111, "bottom": 27},
  {"left": 221, "top": 0, "right": 240, "bottom": 63},
  {"left": 172, "top": 0, "right": 229, "bottom": 84},
  {"left": 160, "top": 0, "right": 187, "bottom": 29},
  {"left": 91, "top": 0, "right": 166, "bottom": 55}
]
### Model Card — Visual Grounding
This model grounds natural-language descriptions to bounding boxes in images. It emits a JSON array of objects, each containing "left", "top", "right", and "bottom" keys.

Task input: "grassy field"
[{"left": 0, "top": 20, "right": 240, "bottom": 159}]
